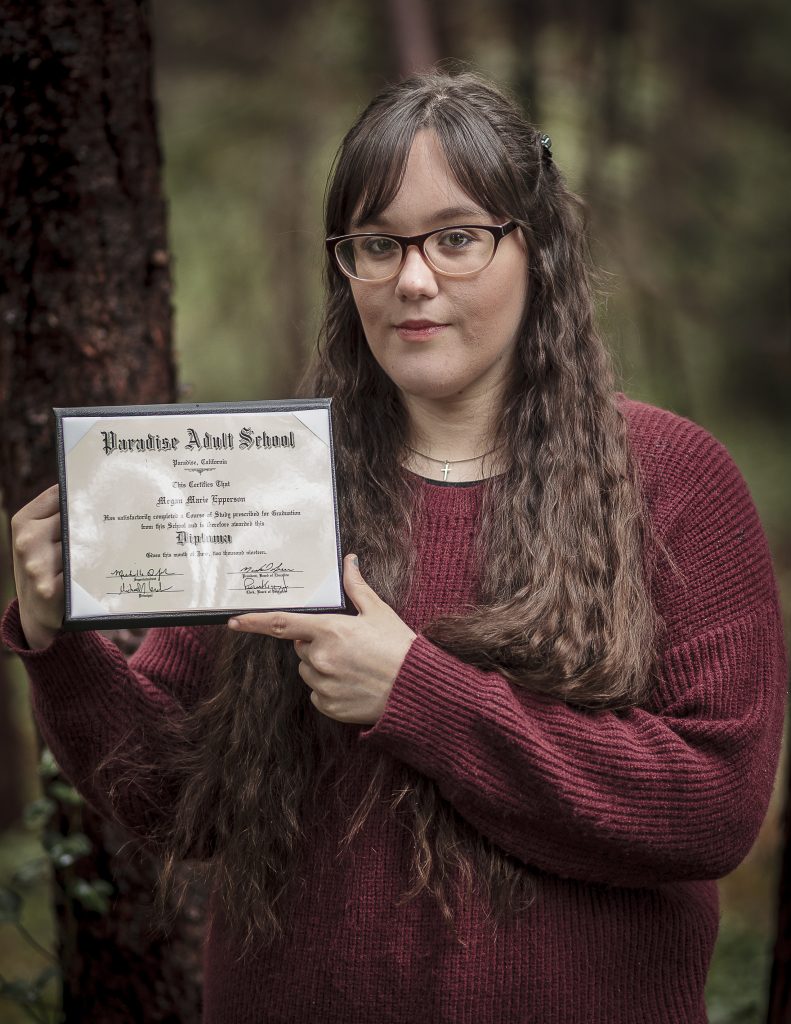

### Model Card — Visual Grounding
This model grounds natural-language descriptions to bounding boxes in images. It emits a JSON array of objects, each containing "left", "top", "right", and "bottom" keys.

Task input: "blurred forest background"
[{"left": 1, "top": 0, "right": 789, "bottom": 1021}]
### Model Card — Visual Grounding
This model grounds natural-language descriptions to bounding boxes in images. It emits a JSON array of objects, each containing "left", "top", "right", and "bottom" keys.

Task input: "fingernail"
[
  {"left": 352, "top": 556, "right": 359, "bottom": 567},
  {"left": 228, "top": 618, "right": 240, "bottom": 629}
]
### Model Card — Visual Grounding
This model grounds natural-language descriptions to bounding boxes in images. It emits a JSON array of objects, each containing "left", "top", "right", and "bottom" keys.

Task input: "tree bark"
[
  {"left": 386, "top": 0, "right": 439, "bottom": 77},
  {"left": 0, "top": 530, "right": 25, "bottom": 830},
  {"left": 0, "top": 2, "right": 204, "bottom": 1020},
  {"left": 768, "top": 760, "right": 791, "bottom": 1023},
  {"left": 0, "top": 0, "right": 176, "bottom": 509},
  {"left": 505, "top": 0, "right": 545, "bottom": 124}
]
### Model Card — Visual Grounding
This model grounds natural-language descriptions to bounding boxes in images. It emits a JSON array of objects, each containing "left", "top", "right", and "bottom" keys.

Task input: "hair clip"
[{"left": 539, "top": 133, "right": 553, "bottom": 160}]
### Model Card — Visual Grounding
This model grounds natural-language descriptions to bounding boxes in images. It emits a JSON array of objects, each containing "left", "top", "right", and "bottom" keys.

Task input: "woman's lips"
[{"left": 394, "top": 320, "right": 449, "bottom": 341}]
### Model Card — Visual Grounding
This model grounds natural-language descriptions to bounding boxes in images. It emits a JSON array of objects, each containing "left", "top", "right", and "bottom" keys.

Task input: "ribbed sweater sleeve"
[
  {"left": 361, "top": 415, "right": 788, "bottom": 888},
  {"left": 0, "top": 604, "right": 222, "bottom": 840}
]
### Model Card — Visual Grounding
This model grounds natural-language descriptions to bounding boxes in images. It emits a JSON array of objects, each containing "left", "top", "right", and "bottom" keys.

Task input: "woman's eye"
[
  {"left": 437, "top": 229, "right": 477, "bottom": 249},
  {"left": 362, "top": 237, "right": 399, "bottom": 257}
]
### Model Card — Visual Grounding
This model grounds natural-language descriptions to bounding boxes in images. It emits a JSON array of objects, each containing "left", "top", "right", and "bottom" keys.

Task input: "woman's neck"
[{"left": 400, "top": 390, "right": 506, "bottom": 483}]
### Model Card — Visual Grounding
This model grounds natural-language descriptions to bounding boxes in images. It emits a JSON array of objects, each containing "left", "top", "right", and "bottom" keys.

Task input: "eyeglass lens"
[{"left": 335, "top": 226, "right": 497, "bottom": 281}]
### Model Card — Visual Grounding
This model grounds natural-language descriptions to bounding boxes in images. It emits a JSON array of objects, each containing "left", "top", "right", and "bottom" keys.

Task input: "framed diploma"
[{"left": 55, "top": 400, "right": 344, "bottom": 630}]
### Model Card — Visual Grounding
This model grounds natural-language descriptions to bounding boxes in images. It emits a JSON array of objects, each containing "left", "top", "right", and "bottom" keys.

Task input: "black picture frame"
[{"left": 55, "top": 399, "right": 345, "bottom": 630}]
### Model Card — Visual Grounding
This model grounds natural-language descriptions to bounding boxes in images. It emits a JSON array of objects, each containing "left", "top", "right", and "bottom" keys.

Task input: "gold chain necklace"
[{"left": 405, "top": 442, "right": 503, "bottom": 482}]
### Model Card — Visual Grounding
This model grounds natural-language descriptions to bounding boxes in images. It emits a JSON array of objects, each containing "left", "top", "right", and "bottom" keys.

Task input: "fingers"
[
  {"left": 296, "top": 655, "right": 320, "bottom": 688},
  {"left": 25, "top": 483, "right": 60, "bottom": 519},
  {"left": 25, "top": 542, "right": 63, "bottom": 586},
  {"left": 30, "top": 570, "right": 64, "bottom": 606},
  {"left": 9, "top": 486, "right": 65, "bottom": 650},
  {"left": 42, "top": 513, "right": 62, "bottom": 540},
  {"left": 298, "top": 661, "right": 340, "bottom": 721},
  {"left": 227, "top": 554, "right": 380, "bottom": 639},
  {"left": 227, "top": 611, "right": 318, "bottom": 641},
  {"left": 293, "top": 637, "right": 311, "bottom": 660},
  {"left": 342, "top": 553, "right": 379, "bottom": 615},
  {"left": 11, "top": 488, "right": 61, "bottom": 550}
]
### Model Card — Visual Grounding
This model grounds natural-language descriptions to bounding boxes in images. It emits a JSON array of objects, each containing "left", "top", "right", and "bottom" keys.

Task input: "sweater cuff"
[
  {"left": 360, "top": 633, "right": 492, "bottom": 773},
  {"left": 2, "top": 598, "right": 64, "bottom": 658},
  {"left": 1, "top": 597, "right": 121, "bottom": 702}
]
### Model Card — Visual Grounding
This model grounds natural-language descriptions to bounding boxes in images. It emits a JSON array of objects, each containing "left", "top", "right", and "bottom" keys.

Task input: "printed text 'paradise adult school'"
[{"left": 100, "top": 428, "right": 297, "bottom": 455}]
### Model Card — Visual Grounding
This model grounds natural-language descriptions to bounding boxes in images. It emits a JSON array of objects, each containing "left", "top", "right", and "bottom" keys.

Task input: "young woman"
[{"left": 6, "top": 71, "right": 786, "bottom": 1024}]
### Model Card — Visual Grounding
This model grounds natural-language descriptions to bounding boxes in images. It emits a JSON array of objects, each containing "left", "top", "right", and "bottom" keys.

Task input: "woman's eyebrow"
[{"left": 352, "top": 205, "right": 488, "bottom": 231}]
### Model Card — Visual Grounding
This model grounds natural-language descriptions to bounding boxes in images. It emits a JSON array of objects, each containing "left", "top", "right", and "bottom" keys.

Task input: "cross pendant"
[{"left": 442, "top": 462, "right": 451, "bottom": 481}]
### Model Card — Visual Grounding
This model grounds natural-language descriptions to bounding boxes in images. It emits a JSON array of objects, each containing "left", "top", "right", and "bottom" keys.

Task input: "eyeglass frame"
[{"left": 325, "top": 220, "right": 519, "bottom": 283}]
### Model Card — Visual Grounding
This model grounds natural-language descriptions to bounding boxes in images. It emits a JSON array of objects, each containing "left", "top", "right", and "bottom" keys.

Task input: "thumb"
[{"left": 343, "top": 553, "right": 380, "bottom": 615}]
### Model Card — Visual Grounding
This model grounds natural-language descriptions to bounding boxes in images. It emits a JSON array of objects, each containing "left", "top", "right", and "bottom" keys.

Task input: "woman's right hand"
[{"left": 11, "top": 484, "right": 65, "bottom": 650}]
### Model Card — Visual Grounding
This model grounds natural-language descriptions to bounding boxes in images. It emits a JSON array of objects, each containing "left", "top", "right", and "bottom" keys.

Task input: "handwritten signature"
[
  {"left": 238, "top": 562, "right": 294, "bottom": 574},
  {"left": 107, "top": 566, "right": 183, "bottom": 598},
  {"left": 242, "top": 580, "right": 291, "bottom": 594},
  {"left": 118, "top": 579, "right": 177, "bottom": 597},
  {"left": 225, "top": 562, "right": 302, "bottom": 595},
  {"left": 109, "top": 568, "right": 180, "bottom": 579}
]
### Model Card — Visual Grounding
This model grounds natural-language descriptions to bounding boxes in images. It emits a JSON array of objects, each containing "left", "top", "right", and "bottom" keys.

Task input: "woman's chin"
[{"left": 395, "top": 375, "right": 471, "bottom": 402}]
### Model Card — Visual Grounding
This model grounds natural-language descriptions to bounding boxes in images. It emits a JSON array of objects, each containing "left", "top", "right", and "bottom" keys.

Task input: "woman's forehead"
[{"left": 352, "top": 130, "right": 490, "bottom": 230}]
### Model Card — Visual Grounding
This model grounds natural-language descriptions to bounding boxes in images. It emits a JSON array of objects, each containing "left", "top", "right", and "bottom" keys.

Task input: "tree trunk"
[
  {"left": 386, "top": 0, "right": 439, "bottom": 77},
  {"left": 0, "top": 530, "right": 25, "bottom": 829},
  {"left": 768, "top": 764, "right": 791, "bottom": 1023},
  {"left": 0, "top": 2, "right": 205, "bottom": 1020},
  {"left": 0, "top": 0, "right": 176, "bottom": 510},
  {"left": 505, "top": 0, "right": 545, "bottom": 125}
]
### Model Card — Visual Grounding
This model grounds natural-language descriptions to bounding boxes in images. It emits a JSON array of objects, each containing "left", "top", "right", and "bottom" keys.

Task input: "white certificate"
[{"left": 55, "top": 400, "right": 344, "bottom": 629}]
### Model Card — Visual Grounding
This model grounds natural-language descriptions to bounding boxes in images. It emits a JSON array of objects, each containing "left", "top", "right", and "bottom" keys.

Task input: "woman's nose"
[{"left": 394, "top": 245, "right": 440, "bottom": 300}]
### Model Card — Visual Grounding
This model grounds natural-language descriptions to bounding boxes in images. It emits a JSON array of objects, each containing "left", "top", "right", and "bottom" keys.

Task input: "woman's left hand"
[{"left": 227, "top": 554, "right": 417, "bottom": 725}]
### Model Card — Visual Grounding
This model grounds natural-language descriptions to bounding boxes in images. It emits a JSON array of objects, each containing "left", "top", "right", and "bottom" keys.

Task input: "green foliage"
[
  {"left": 22, "top": 801, "right": 56, "bottom": 832},
  {"left": 0, "top": 885, "right": 22, "bottom": 923},
  {"left": 0, "top": 970, "right": 58, "bottom": 1017},
  {"left": 10, "top": 859, "right": 50, "bottom": 890},
  {"left": 0, "top": 750, "right": 114, "bottom": 1024},
  {"left": 36, "top": 751, "right": 59, "bottom": 782},
  {"left": 706, "top": 913, "right": 773, "bottom": 1023},
  {"left": 45, "top": 784, "right": 83, "bottom": 808},
  {"left": 66, "top": 879, "right": 114, "bottom": 915},
  {"left": 43, "top": 834, "right": 92, "bottom": 871}
]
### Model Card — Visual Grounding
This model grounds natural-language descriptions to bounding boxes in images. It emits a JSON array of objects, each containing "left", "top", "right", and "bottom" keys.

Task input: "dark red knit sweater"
[{"left": 3, "top": 396, "right": 787, "bottom": 1023}]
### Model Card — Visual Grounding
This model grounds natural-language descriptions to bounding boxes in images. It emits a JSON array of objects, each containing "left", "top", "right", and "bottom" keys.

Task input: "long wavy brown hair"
[{"left": 116, "top": 70, "right": 663, "bottom": 953}]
